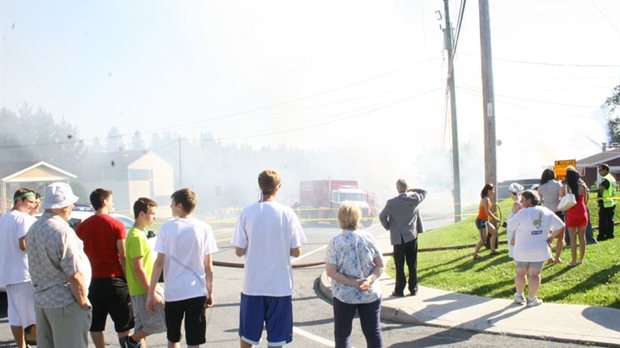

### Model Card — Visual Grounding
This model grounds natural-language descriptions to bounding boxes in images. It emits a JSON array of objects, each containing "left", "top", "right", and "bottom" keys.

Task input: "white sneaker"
[
  {"left": 514, "top": 293, "right": 525, "bottom": 305},
  {"left": 526, "top": 297, "right": 543, "bottom": 307}
]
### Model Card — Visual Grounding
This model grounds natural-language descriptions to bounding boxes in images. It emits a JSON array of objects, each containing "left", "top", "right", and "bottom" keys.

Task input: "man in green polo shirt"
[
  {"left": 123, "top": 197, "right": 166, "bottom": 348},
  {"left": 597, "top": 163, "right": 616, "bottom": 241}
]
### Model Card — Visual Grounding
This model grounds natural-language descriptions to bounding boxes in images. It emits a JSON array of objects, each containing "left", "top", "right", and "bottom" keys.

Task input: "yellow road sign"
[{"left": 554, "top": 159, "right": 576, "bottom": 180}]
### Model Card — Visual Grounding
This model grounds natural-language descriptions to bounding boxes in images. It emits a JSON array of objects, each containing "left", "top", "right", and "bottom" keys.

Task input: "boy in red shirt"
[{"left": 76, "top": 188, "right": 137, "bottom": 348}]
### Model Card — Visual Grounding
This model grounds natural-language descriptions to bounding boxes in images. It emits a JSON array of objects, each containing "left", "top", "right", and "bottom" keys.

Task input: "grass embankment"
[{"left": 386, "top": 199, "right": 620, "bottom": 309}]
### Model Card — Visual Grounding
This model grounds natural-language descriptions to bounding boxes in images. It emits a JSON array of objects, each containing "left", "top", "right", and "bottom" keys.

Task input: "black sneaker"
[{"left": 120, "top": 336, "right": 142, "bottom": 348}]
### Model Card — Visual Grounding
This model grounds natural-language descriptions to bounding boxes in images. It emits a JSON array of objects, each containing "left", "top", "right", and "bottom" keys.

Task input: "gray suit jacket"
[{"left": 379, "top": 189, "right": 427, "bottom": 245}]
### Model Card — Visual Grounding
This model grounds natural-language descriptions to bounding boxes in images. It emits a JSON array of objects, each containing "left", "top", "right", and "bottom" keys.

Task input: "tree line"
[{"left": 2, "top": 84, "right": 618, "bottom": 215}]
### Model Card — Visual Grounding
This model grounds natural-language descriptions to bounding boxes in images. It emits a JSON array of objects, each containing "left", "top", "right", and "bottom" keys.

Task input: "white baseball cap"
[{"left": 41, "top": 182, "right": 79, "bottom": 209}]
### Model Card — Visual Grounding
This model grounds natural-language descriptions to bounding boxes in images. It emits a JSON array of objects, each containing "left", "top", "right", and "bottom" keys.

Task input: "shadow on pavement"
[
  {"left": 581, "top": 306, "right": 620, "bottom": 332},
  {"left": 387, "top": 327, "right": 477, "bottom": 347}
]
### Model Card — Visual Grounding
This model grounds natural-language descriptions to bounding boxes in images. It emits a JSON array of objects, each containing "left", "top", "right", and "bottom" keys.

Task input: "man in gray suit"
[{"left": 379, "top": 179, "right": 427, "bottom": 297}]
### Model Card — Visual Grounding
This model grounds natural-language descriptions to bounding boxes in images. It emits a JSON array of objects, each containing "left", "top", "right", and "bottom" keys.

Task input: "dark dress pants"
[
  {"left": 393, "top": 238, "right": 418, "bottom": 295},
  {"left": 599, "top": 205, "right": 616, "bottom": 239},
  {"left": 333, "top": 297, "right": 383, "bottom": 348}
]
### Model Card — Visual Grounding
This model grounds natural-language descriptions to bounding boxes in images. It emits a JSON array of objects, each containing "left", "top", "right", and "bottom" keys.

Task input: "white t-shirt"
[
  {"left": 508, "top": 206, "right": 564, "bottom": 262},
  {"left": 0, "top": 210, "right": 36, "bottom": 287},
  {"left": 231, "top": 201, "right": 307, "bottom": 296},
  {"left": 154, "top": 218, "right": 218, "bottom": 302}
]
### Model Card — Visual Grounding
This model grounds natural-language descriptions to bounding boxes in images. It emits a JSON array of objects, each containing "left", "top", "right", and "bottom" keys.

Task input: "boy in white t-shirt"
[
  {"left": 146, "top": 189, "right": 218, "bottom": 348},
  {"left": 231, "top": 169, "right": 307, "bottom": 348},
  {"left": 0, "top": 188, "right": 38, "bottom": 348}
]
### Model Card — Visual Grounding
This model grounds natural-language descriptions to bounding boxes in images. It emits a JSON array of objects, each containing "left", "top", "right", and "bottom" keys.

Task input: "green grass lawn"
[{"left": 386, "top": 198, "right": 620, "bottom": 309}]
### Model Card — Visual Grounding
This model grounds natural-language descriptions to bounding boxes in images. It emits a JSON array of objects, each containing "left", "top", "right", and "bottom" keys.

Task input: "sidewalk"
[{"left": 318, "top": 231, "right": 620, "bottom": 347}]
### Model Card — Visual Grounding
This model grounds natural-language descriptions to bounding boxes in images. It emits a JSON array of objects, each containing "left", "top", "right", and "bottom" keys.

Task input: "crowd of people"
[
  {"left": 476, "top": 163, "right": 616, "bottom": 307},
  {"left": 0, "top": 169, "right": 311, "bottom": 348},
  {"left": 0, "top": 171, "right": 423, "bottom": 348},
  {"left": 0, "top": 163, "right": 613, "bottom": 347}
]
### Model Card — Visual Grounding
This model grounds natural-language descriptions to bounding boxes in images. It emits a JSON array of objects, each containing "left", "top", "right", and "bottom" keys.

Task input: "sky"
[{"left": 2, "top": 0, "right": 620, "bottom": 195}]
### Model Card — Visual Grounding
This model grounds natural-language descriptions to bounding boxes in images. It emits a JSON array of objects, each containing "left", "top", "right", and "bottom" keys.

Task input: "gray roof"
[
  {"left": 80, "top": 150, "right": 150, "bottom": 168},
  {"left": 576, "top": 148, "right": 620, "bottom": 166}
]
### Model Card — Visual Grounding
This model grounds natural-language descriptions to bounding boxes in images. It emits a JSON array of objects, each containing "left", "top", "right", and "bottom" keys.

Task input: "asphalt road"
[{"left": 0, "top": 221, "right": 594, "bottom": 347}]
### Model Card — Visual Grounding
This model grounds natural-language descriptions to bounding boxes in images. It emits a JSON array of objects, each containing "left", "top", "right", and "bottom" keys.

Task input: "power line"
[
  {"left": 1, "top": 59, "right": 443, "bottom": 150},
  {"left": 212, "top": 88, "right": 442, "bottom": 142},
  {"left": 453, "top": 0, "right": 467, "bottom": 53},
  {"left": 459, "top": 52, "right": 620, "bottom": 67},
  {"left": 588, "top": 0, "right": 620, "bottom": 35},
  {"left": 126, "top": 59, "right": 441, "bottom": 135},
  {"left": 456, "top": 84, "right": 604, "bottom": 109},
  {"left": 457, "top": 87, "right": 605, "bottom": 120}
]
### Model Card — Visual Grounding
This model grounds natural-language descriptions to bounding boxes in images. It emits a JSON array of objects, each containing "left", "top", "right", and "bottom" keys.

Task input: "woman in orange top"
[{"left": 473, "top": 184, "right": 501, "bottom": 259}]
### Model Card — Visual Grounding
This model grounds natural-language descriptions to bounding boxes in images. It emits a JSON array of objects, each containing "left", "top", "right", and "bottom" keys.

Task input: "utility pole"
[
  {"left": 178, "top": 137, "right": 183, "bottom": 188},
  {"left": 443, "top": 0, "right": 462, "bottom": 222},
  {"left": 479, "top": 0, "right": 497, "bottom": 204}
]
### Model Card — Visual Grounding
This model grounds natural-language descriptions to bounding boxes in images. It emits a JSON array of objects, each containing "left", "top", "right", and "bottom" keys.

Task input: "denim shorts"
[{"left": 475, "top": 218, "right": 489, "bottom": 230}]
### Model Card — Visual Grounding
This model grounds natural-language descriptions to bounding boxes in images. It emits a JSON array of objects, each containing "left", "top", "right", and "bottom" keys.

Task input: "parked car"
[
  {"left": 68, "top": 204, "right": 135, "bottom": 231},
  {"left": 67, "top": 203, "right": 157, "bottom": 242}
]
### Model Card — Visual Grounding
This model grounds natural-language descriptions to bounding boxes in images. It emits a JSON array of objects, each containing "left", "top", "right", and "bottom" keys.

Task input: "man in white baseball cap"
[
  {"left": 40, "top": 182, "right": 79, "bottom": 209},
  {"left": 26, "top": 182, "right": 92, "bottom": 348}
]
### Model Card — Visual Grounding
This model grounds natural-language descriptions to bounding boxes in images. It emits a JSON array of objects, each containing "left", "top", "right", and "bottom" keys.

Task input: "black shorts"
[
  {"left": 165, "top": 296, "right": 207, "bottom": 346},
  {"left": 88, "top": 277, "right": 134, "bottom": 332}
]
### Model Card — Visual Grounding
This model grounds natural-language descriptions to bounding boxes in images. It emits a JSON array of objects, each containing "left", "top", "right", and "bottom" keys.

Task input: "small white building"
[
  {"left": 78, "top": 150, "right": 174, "bottom": 216},
  {"left": 0, "top": 161, "right": 76, "bottom": 215}
]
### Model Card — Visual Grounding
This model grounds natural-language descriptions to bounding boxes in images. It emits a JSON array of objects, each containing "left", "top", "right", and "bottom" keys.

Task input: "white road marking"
[
  {"left": 293, "top": 326, "right": 345, "bottom": 347},
  {"left": 292, "top": 244, "right": 327, "bottom": 264}
]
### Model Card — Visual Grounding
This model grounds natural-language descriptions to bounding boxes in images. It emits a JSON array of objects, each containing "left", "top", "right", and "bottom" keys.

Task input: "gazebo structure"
[{"left": 1, "top": 161, "right": 76, "bottom": 215}]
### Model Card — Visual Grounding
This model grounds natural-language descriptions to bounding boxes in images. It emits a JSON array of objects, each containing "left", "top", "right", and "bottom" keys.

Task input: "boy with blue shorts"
[
  {"left": 232, "top": 169, "right": 307, "bottom": 348},
  {"left": 147, "top": 189, "right": 218, "bottom": 348}
]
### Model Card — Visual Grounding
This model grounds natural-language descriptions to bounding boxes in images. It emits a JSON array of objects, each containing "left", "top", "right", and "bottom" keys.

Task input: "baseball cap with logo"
[{"left": 41, "top": 182, "right": 79, "bottom": 209}]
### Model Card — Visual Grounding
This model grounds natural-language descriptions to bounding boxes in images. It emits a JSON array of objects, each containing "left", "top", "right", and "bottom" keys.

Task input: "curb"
[{"left": 318, "top": 272, "right": 620, "bottom": 347}]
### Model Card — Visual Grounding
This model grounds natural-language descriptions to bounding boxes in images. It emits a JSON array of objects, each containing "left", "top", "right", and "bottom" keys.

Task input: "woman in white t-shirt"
[{"left": 507, "top": 190, "right": 564, "bottom": 307}]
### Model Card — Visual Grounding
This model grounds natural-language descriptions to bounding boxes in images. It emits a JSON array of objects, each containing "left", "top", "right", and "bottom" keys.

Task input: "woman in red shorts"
[{"left": 561, "top": 166, "right": 589, "bottom": 266}]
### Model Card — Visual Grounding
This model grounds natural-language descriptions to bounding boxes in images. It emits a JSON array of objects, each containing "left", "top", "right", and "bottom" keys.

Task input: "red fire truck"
[{"left": 298, "top": 180, "right": 374, "bottom": 227}]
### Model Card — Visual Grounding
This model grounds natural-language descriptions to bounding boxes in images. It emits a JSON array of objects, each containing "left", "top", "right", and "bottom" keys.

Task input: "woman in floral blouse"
[{"left": 325, "top": 202, "right": 384, "bottom": 348}]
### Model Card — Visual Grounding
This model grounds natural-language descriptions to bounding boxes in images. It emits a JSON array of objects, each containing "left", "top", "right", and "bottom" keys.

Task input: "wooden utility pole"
[
  {"left": 479, "top": 0, "right": 497, "bottom": 204},
  {"left": 443, "top": 0, "right": 462, "bottom": 222},
  {"left": 178, "top": 137, "right": 183, "bottom": 188}
]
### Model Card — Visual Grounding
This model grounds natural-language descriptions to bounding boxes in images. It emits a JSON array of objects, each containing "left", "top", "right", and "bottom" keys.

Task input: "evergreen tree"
[
  {"left": 105, "top": 126, "right": 125, "bottom": 153},
  {"left": 130, "top": 130, "right": 147, "bottom": 151},
  {"left": 91, "top": 137, "right": 104, "bottom": 153}
]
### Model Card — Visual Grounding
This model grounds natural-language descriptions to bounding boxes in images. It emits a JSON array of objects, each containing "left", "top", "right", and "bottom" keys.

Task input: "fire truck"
[{"left": 298, "top": 180, "right": 374, "bottom": 227}]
